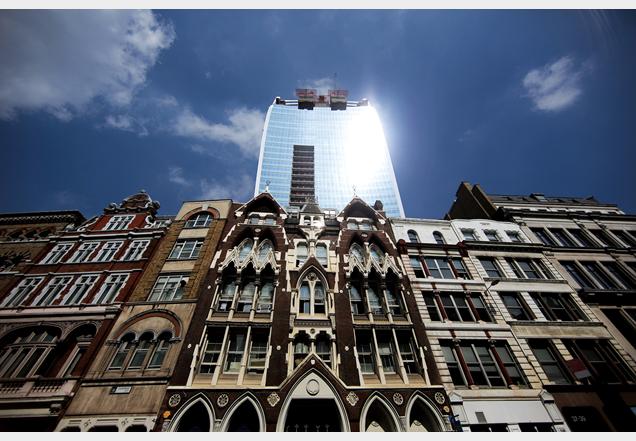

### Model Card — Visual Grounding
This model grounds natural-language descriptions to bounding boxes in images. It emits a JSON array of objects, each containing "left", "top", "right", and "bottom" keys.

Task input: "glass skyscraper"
[{"left": 254, "top": 91, "right": 405, "bottom": 217}]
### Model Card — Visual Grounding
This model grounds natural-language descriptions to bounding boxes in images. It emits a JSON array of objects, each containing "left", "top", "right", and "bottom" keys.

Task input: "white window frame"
[
  {"left": 149, "top": 274, "right": 188, "bottom": 301},
  {"left": 62, "top": 275, "right": 98, "bottom": 305},
  {"left": 33, "top": 276, "right": 73, "bottom": 306},
  {"left": 121, "top": 239, "right": 150, "bottom": 261},
  {"left": 68, "top": 242, "right": 99, "bottom": 263},
  {"left": 40, "top": 243, "right": 73, "bottom": 265},
  {"left": 169, "top": 239, "right": 203, "bottom": 260},
  {"left": 93, "top": 241, "right": 123, "bottom": 262},
  {"left": 92, "top": 273, "right": 129, "bottom": 304},
  {"left": 104, "top": 215, "right": 134, "bottom": 231},
  {"left": 1, "top": 277, "right": 44, "bottom": 307}
]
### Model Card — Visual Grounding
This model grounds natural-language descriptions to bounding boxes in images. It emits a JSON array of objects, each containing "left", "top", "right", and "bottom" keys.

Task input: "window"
[
  {"left": 484, "top": 230, "right": 500, "bottom": 242},
  {"left": 528, "top": 340, "right": 572, "bottom": 384},
  {"left": 424, "top": 292, "right": 490, "bottom": 322},
  {"left": 603, "top": 262, "right": 636, "bottom": 289},
  {"left": 433, "top": 231, "right": 445, "bottom": 245},
  {"left": 479, "top": 257, "right": 502, "bottom": 278},
  {"left": 293, "top": 334, "right": 310, "bottom": 367},
  {"left": 256, "top": 240, "right": 273, "bottom": 264},
  {"left": 316, "top": 334, "right": 332, "bottom": 365},
  {"left": 507, "top": 258, "right": 542, "bottom": 279},
  {"left": 69, "top": 242, "right": 99, "bottom": 263},
  {"left": 366, "top": 285, "right": 383, "bottom": 314},
  {"left": 199, "top": 329, "right": 223, "bottom": 374},
  {"left": 237, "top": 281, "right": 256, "bottom": 312},
  {"left": 104, "top": 215, "right": 134, "bottom": 231},
  {"left": 297, "top": 274, "right": 327, "bottom": 315},
  {"left": 450, "top": 257, "right": 471, "bottom": 279},
  {"left": 356, "top": 332, "right": 375, "bottom": 374},
  {"left": 564, "top": 339, "right": 635, "bottom": 384},
  {"left": 224, "top": 331, "right": 246, "bottom": 372},
  {"left": 41, "top": 243, "right": 72, "bottom": 264},
  {"left": 385, "top": 282, "right": 403, "bottom": 315},
  {"left": 369, "top": 245, "right": 384, "bottom": 264},
  {"left": 424, "top": 257, "right": 454, "bottom": 279},
  {"left": 531, "top": 228, "right": 556, "bottom": 246},
  {"left": 377, "top": 335, "right": 396, "bottom": 373},
  {"left": 349, "top": 243, "right": 364, "bottom": 263},
  {"left": 109, "top": 333, "right": 134, "bottom": 370},
  {"left": 316, "top": 243, "right": 328, "bottom": 267},
  {"left": 611, "top": 230, "right": 636, "bottom": 248},
  {"left": 217, "top": 278, "right": 236, "bottom": 311},
  {"left": 601, "top": 308, "right": 636, "bottom": 347},
  {"left": 581, "top": 262, "right": 618, "bottom": 289},
  {"left": 0, "top": 330, "right": 58, "bottom": 378},
  {"left": 506, "top": 231, "right": 522, "bottom": 243},
  {"left": 549, "top": 229, "right": 576, "bottom": 247},
  {"left": 461, "top": 229, "right": 477, "bottom": 241},
  {"left": 398, "top": 334, "right": 419, "bottom": 374},
  {"left": 122, "top": 240, "right": 149, "bottom": 261},
  {"left": 407, "top": 230, "right": 419, "bottom": 243},
  {"left": 237, "top": 238, "right": 253, "bottom": 261},
  {"left": 92, "top": 273, "right": 128, "bottom": 304},
  {"left": 33, "top": 276, "right": 72, "bottom": 306},
  {"left": 62, "top": 275, "right": 98, "bottom": 305},
  {"left": 296, "top": 242, "right": 308, "bottom": 266},
  {"left": 441, "top": 341, "right": 525, "bottom": 388},
  {"left": 349, "top": 284, "right": 365, "bottom": 314},
  {"left": 247, "top": 333, "right": 268, "bottom": 373},
  {"left": 589, "top": 229, "right": 619, "bottom": 247},
  {"left": 169, "top": 239, "right": 203, "bottom": 260},
  {"left": 1, "top": 277, "right": 43, "bottom": 307},
  {"left": 500, "top": 293, "right": 533, "bottom": 320},
  {"left": 128, "top": 333, "right": 153, "bottom": 370},
  {"left": 93, "top": 241, "right": 123, "bottom": 262},
  {"left": 149, "top": 275, "right": 187, "bottom": 301},
  {"left": 567, "top": 229, "right": 594, "bottom": 247},
  {"left": 410, "top": 256, "right": 425, "bottom": 278},
  {"left": 530, "top": 292, "right": 586, "bottom": 321},
  {"left": 561, "top": 261, "right": 595, "bottom": 289},
  {"left": 256, "top": 281, "right": 274, "bottom": 312},
  {"left": 147, "top": 332, "right": 171, "bottom": 369},
  {"left": 185, "top": 212, "right": 212, "bottom": 228}
]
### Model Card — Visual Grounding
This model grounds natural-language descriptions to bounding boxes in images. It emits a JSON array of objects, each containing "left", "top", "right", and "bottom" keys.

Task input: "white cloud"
[
  {"left": 168, "top": 166, "right": 192, "bottom": 187},
  {"left": 0, "top": 10, "right": 174, "bottom": 120},
  {"left": 199, "top": 174, "right": 254, "bottom": 202},
  {"left": 522, "top": 56, "right": 586, "bottom": 112},
  {"left": 172, "top": 107, "right": 264, "bottom": 158},
  {"left": 105, "top": 115, "right": 133, "bottom": 130},
  {"left": 299, "top": 77, "right": 337, "bottom": 94}
]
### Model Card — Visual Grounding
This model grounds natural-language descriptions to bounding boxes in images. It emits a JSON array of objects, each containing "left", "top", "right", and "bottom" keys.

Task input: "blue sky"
[{"left": 1, "top": 10, "right": 635, "bottom": 218}]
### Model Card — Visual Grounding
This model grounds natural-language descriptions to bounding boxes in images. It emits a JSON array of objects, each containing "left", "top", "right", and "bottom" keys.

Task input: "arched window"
[
  {"left": 148, "top": 331, "right": 172, "bottom": 369},
  {"left": 238, "top": 239, "right": 253, "bottom": 261},
  {"left": 109, "top": 333, "right": 135, "bottom": 370},
  {"left": 369, "top": 245, "right": 384, "bottom": 264},
  {"left": 297, "top": 274, "right": 327, "bottom": 316},
  {"left": 316, "top": 243, "right": 328, "bottom": 267},
  {"left": 185, "top": 212, "right": 213, "bottom": 228},
  {"left": 315, "top": 333, "right": 332, "bottom": 365},
  {"left": 407, "top": 230, "right": 419, "bottom": 243},
  {"left": 175, "top": 400, "right": 211, "bottom": 432},
  {"left": 432, "top": 231, "right": 445, "bottom": 245},
  {"left": 349, "top": 243, "right": 365, "bottom": 263},
  {"left": 296, "top": 242, "right": 308, "bottom": 266},
  {"left": 128, "top": 332, "right": 153, "bottom": 369},
  {"left": 256, "top": 240, "right": 273, "bottom": 263},
  {"left": 0, "top": 328, "right": 59, "bottom": 378},
  {"left": 293, "top": 333, "right": 310, "bottom": 367}
]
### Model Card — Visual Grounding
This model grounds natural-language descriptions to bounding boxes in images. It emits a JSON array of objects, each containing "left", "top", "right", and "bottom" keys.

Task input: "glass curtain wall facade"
[{"left": 255, "top": 96, "right": 405, "bottom": 217}]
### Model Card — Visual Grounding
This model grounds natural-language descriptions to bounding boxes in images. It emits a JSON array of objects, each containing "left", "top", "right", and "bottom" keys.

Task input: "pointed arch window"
[
  {"left": 256, "top": 240, "right": 273, "bottom": 263},
  {"left": 369, "top": 245, "right": 384, "bottom": 264},
  {"left": 297, "top": 274, "right": 327, "bottom": 316},
  {"left": 407, "top": 230, "right": 419, "bottom": 243},
  {"left": 238, "top": 239, "right": 253, "bottom": 261},
  {"left": 349, "top": 243, "right": 365, "bottom": 264}
]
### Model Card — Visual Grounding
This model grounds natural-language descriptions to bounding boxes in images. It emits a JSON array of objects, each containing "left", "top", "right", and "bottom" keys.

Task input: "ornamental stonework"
[
  {"left": 217, "top": 393, "right": 229, "bottom": 408},
  {"left": 267, "top": 392, "right": 280, "bottom": 407},
  {"left": 392, "top": 393, "right": 404, "bottom": 406},
  {"left": 346, "top": 392, "right": 359, "bottom": 406}
]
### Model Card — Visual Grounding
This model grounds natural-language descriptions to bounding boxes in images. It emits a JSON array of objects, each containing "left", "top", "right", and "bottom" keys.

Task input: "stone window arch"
[
  {"left": 296, "top": 272, "right": 327, "bottom": 316},
  {"left": 433, "top": 231, "right": 446, "bottom": 245},
  {"left": 407, "top": 230, "right": 419, "bottom": 243}
]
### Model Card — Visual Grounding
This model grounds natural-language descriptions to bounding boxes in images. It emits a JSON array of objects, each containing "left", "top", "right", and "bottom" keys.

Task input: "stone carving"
[
  {"left": 267, "top": 392, "right": 280, "bottom": 407},
  {"left": 306, "top": 379, "right": 320, "bottom": 396},
  {"left": 168, "top": 394, "right": 181, "bottom": 408},
  {"left": 217, "top": 393, "right": 229, "bottom": 408},
  {"left": 434, "top": 392, "right": 446, "bottom": 404},
  {"left": 346, "top": 392, "right": 359, "bottom": 406},
  {"left": 393, "top": 393, "right": 404, "bottom": 406}
]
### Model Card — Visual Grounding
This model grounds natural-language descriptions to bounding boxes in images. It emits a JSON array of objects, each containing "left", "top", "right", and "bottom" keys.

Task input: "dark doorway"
[
  {"left": 284, "top": 399, "right": 342, "bottom": 432},
  {"left": 176, "top": 401, "right": 211, "bottom": 432},
  {"left": 227, "top": 400, "right": 261, "bottom": 432}
]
